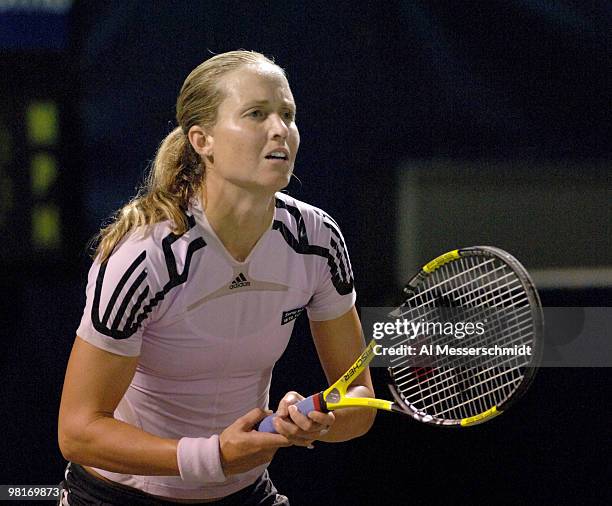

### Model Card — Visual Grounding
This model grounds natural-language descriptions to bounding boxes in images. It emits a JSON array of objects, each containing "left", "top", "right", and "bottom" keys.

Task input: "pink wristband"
[{"left": 176, "top": 435, "right": 226, "bottom": 484}]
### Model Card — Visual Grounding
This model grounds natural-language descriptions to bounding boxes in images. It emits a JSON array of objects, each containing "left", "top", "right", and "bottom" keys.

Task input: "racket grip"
[{"left": 257, "top": 394, "right": 323, "bottom": 433}]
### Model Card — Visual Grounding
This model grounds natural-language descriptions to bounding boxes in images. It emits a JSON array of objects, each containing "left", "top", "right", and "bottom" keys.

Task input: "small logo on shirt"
[
  {"left": 281, "top": 307, "right": 305, "bottom": 325},
  {"left": 229, "top": 273, "right": 251, "bottom": 290}
]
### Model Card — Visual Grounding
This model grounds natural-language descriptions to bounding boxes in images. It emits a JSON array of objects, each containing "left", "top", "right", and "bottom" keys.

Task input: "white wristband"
[{"left": 176, "top": 435, "right": 226, "bottom": 484}]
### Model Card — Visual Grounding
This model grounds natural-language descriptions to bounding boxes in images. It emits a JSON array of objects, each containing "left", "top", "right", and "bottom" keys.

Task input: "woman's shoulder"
[
  {"left": 103, "top": 215, "right": 204, "bottom": 278},
  {"left": 111, "top": 219, "right": 183, "bottom": 252},
  {"left": 274, "top": 192, "right": 340, "bottom": 229}
]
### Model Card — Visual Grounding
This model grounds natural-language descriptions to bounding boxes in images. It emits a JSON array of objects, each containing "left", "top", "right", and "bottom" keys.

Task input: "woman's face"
[{"left": 203, "top": 63, "right": 300, "bottom": 192}]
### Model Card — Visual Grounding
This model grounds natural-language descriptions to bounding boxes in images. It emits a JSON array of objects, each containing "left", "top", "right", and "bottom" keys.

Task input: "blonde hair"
[{"left": 94, "top": 50, "right": 281, "bottom": 262}]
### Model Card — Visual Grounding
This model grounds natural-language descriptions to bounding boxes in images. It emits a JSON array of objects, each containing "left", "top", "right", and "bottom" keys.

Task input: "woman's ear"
[{"left": 188, "top": 125, "right": 214, "bottom": 158}]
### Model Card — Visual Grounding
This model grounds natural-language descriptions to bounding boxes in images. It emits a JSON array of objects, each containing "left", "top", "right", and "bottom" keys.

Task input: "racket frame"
[{"left": 386, "top": 245, "right": 544, "bottom": 427}]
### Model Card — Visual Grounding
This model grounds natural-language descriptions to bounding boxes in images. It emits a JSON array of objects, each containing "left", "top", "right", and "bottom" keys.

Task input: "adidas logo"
[{"left": 229, "top": 273, "right": 251, "bottom": 290}]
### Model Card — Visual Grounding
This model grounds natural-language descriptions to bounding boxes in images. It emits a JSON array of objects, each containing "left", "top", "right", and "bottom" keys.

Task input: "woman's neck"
[{"left": 200, "top": 182, "right": 276, "bottom": 262}]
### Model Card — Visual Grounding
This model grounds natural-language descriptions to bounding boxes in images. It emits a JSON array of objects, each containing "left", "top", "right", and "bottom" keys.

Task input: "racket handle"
[{"left": 257, "top": 394, "right": 323, "bottom": 433}]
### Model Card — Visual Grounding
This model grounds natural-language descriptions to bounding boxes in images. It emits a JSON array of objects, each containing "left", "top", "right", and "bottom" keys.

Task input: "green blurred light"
[
  {"left": 26, "top": 101, "right": 59, "bottom": 146},
  {"left": 32, "top": 204, "right": 61, "bottom": 249},
  {"left": 31, "top": 153, "right": 57, "bottom": 196}
]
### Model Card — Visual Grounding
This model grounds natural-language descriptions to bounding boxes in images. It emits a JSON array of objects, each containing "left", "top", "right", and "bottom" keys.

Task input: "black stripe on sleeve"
[
  {"left": 100, "top": 251, "right": 146, "bottom": 326},
  {"left": 274, "top": 198, "right": 354, "bottom": 296},
  {"left": 111, "top": 269, "right": 147, "bottom": 330},
  {"left": 124, "top": 285, "right": 150, "bottom": 332},
  {"left": 325, "top": 221, "right": 354, "bottom": 280},
  {"left": 91, "top": 215, "right": 206, "bottom": 340}
]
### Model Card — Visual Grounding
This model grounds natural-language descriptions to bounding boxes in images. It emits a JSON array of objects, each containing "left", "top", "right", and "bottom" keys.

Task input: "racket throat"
[
  {"left": 386, "top": 383, "right": 436, "bottom": 423},
  {"left": 387, "top": 384, "right": 414, "bottom": 417}
]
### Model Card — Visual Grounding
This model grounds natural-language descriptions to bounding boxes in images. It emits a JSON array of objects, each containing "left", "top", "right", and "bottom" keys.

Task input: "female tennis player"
[{"left": 57, "top": 50, "right": 375, "bottom": 505}]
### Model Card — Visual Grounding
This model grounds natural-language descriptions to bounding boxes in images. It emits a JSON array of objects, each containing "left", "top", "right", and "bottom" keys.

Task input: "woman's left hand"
[{"left": 272, "top": 391, "right": 336, "bottom": 447}]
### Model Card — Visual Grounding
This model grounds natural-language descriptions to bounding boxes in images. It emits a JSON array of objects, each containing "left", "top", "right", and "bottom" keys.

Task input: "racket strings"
[
  {"left": 390, "top": 254, "right": 536, "bottom": 422},
  {"left": 394, "top": 262, "right": 531, "bottom": 357},
  {"left": 395, "top": 366, "right": 524, "bottom": 416}
]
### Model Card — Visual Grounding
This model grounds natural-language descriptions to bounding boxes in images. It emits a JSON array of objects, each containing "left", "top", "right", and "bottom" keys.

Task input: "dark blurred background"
[{"left": 1, "top": 1, "right": 610, "bottom": 504}]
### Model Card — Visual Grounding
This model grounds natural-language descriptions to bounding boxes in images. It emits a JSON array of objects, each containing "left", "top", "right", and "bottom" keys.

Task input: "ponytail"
[{"left": 94, "top": 127, "right": 202, "bottom": 262}]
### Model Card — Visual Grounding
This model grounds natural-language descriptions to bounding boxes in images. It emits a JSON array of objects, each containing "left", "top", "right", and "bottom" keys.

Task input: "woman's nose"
[{"left": 268, "top": 114, "right": 289, "bottom": 139}]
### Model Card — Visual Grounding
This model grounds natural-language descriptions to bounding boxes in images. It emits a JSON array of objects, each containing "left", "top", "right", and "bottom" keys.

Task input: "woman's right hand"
[{"left": 219, "top": 408, "right": 292, "bottom": 476}]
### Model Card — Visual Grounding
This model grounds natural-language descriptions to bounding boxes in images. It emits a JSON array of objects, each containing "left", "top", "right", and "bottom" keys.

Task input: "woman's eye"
[{"left": 248, "top": 110, "right": 264, "bottom": 118}]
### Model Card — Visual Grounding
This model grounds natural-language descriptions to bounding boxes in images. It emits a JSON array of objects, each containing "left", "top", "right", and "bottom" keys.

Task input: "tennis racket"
[{"left": 258, "top": 246, "right": 543, "bottom": 430}]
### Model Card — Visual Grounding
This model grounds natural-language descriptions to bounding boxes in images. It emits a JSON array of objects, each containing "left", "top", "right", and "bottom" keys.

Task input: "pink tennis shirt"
[{"left": 76, "top": 192, "right": 356, "bottom": 500}]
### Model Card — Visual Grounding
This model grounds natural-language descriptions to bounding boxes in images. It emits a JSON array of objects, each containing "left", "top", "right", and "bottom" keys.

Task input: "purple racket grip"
[{"left": 257, "top": 395, "right": 318, "bottom": 433}]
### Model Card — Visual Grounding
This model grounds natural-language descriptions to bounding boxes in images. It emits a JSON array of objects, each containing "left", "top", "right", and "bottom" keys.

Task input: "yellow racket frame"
[{"left": 322, "top": 339, "right": 393, "bottom": 411}]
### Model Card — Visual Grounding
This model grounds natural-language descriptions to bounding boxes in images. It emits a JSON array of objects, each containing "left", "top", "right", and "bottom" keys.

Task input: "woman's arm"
[
  {"left": 272, "top": 306, "right": 376, "bottom": 444},
  {"left": 58, "top": 336, "right": 179, "bottom": 475},
  {"left": 309, "top": 306, "right": 377, "bottom": 442},
  {"left": 58, "top": 336, "right": 290, "bottom": 477}
]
